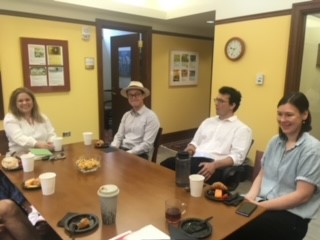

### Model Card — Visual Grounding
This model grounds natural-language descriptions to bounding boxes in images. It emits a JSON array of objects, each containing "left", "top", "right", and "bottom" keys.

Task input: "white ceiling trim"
[{"left": 54, "top": 0, "right": 311, "bottom": 20}]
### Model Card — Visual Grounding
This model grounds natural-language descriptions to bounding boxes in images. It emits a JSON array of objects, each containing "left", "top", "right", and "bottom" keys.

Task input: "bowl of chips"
[{"left": 75, "top": 156, "right": 101, "bottom": 173}]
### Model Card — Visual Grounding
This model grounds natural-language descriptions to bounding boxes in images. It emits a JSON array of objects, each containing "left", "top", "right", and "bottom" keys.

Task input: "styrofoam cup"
[
  {"left": 20, "top": 153, "right": 35, "bottom": 172},
  {"left": 189, "top": 174, "right": 205, "bottom": 197},
  {"left": 39, "top": 172, "right": 56, "bottom": 196},
  {"left": 83, "top": 132, "right": 93, "bottom": 145},
  {"left": 53, "top": 137, "right": 63, "bottom": 151}
]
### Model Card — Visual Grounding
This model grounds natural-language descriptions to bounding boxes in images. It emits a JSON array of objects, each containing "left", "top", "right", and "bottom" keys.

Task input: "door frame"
[{"left": 96, "top": 19, "right": 152, "bottom": 139}]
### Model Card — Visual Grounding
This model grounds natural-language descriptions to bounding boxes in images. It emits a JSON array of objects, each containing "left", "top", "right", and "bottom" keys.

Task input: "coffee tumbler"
[{"left": 97, "top": 184, "right": 120, "bottom": 225}]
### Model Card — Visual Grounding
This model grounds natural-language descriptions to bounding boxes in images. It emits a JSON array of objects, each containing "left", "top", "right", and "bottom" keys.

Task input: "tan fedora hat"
[{"left": 120, "top": 81, "right": 150, "bottom": 98}]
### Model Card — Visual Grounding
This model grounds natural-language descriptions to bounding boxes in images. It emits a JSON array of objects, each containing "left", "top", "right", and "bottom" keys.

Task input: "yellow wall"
[
  {"left": 0, "top": 13, "right": 295, "bottom": 165},
  {"left": 212, "top": 16, "right": 291, "bottom": 163},
  {"left": 0, "top": 15, "right": 99, "bottom": 144},
  {"left": 152, "top": 34, "right": 212, "bottom": 133},
  {"left": 0, "top": 15, "right": 212, "bottom": 144}
]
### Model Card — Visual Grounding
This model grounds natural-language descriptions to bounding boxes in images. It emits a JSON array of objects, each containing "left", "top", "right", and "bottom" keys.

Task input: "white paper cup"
[
  {"left": 97, "top": 184, "right": 120, "bottom": 225},
  {"left": 189, "top": 174, "right": 205, "bottom": 197},
  {"left": 83, "top": 132, "right": 93, "bottom": 146},
  {"left": 20, "top": 153, "right": 35, "bottom": 172},
  {"left": 53, "top": 137, "right": 63, "bottom": 152},
  {"left": 39, "top": 172, "right": 56, "bottom": 196}
]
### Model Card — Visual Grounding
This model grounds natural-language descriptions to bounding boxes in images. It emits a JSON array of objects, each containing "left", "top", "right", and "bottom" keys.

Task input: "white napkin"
[{"left": 124, "top": 224, "right": 170, "bottom": 240}]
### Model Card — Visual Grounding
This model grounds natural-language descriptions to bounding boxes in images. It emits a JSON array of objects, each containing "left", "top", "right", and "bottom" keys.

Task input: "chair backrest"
[
  {"left": 151, "top": 127, "right": 163, "bottom": 163},
  {"left": 251, "top": 150, "right": 264, "bottom": 181},
  {"left": 0, "top": 130, "right": 9, "bottom": 155},
  {"left": 242, "top": 139, "right": 254, "bottom": 164}
]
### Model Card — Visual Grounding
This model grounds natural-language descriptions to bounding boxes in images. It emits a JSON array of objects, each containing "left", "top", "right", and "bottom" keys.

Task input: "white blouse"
[{"left": 4, "top": 113, "right": 57, "bottom": 154}]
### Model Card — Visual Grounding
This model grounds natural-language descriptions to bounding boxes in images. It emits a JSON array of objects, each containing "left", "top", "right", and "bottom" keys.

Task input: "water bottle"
[{"left": 175, "top": 151, "right": 191, "bottom": 187}]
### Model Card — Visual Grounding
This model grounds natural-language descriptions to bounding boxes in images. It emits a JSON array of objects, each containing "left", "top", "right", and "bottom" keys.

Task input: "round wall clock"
[{"left": 225, "top": 37, "right": 245, "bottom": 61}]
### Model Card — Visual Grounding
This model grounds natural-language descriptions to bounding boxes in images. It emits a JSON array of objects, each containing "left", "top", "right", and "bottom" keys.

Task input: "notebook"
[{"left": 29, "top": 148, "right": 53, "bottom": 160}]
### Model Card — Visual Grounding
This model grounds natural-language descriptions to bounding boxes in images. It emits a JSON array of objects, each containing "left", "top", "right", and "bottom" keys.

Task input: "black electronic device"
[{"left": 235, "top": 202, "right": 257, "bottom": 217}]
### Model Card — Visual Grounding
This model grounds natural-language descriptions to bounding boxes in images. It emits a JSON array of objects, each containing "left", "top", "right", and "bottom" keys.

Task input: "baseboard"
[{"left": 161, "top": 128, "right": 197, "bottom": 144}]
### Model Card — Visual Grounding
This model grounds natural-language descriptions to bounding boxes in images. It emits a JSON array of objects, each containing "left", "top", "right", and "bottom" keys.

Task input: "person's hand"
[
  {"left": 35, "top": 141, "right": 54, "bottom": 150},
  {"left": 47, "top": 142, "right": 54, "bottom": 151},
  {"left": 198, "top": 161, "right": 216, "bottom": 180},
  {"left": 184, "top": 144, "right": 195, "bottom": 156}
]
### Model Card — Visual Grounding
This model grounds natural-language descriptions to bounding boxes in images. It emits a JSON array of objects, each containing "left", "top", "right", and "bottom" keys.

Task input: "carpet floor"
[{"left": 162, "top": 138, "right": 192, "bottom": 152}]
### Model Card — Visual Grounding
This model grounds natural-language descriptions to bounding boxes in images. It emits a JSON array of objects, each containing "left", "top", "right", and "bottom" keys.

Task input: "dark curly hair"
[{"left": 219, "top": 86, "right": 242, "bottom": 112}]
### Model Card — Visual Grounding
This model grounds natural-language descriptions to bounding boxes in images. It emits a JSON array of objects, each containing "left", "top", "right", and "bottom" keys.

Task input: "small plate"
[
  {"left": 180, "top": 218, "right": 213, "bottom": 239},
  {"left": 1, "top": 157, "right": 22, "bottom": 171},
  {"left": 22, "top": 179, "right": 41, "bottom": 190},
  {"left": 64, "top": 213, "right": 99, "bottom": 234},
  {"left": 205, "top": 189, "right": 232, "bottom": 202},
  {"left": 2, "top": 165, "right": 22, "bottom": 171},
  {"left": 94, "top": 143, "right": 109, "bottom": 149}
]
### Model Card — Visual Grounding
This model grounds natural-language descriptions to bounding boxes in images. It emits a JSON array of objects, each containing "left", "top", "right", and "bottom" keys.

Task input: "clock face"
[{"left": 225, "top": 37, "right": 245, "bottom": 61}]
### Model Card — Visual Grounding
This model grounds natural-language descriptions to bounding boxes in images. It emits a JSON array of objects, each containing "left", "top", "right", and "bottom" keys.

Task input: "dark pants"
[
  {"left": 160, "top": 156, "right": 224, "bottom": 184},
  {"left": 137, "top": 153, "right": 149, "bottom": 160},
  {"left": 0, "top": 170, "right": 26, "bottom": 205},
  {"left": 225, "top": 210, "right": 310, "bottom": 240},
  {"left": 120, "top": 147, "right": 149, "bottom": 160}
]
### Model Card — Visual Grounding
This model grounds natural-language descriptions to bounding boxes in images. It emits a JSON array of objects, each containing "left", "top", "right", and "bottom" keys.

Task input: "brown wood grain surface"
[{"left": 2, "top": 142, "right": 265, "bottom": 240}]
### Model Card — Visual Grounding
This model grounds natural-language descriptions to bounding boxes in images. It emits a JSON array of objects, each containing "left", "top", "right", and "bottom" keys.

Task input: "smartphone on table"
[{"left": 235, "top": 202, "right": 257, "bottom": 217}]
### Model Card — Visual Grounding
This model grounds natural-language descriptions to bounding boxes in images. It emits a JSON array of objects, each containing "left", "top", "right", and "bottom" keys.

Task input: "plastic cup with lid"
[{"left": 97, "top": 184, "right": 120, "bottom": 224}]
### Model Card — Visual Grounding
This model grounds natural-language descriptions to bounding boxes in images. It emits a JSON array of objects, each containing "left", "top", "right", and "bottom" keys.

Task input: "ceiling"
[
  {"left": 0, "top": 0, "right": 312, "bottom": 37},
  {"left": 52, "top": 0, "right": 310, "bottom": 20}
]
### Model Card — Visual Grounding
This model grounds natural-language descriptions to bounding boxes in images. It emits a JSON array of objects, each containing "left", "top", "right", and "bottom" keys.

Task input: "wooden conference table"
[{"left": 2, "top": 142, "right": 265, "bottom": 239}]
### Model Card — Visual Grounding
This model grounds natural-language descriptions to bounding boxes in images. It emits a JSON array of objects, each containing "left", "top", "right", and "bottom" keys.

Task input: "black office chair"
[
  {"left": 151, "top": 127, "right": 163, "bottom": 163},
  {"left": 220, "top": 139, "right": 254, "bottom": 191}
]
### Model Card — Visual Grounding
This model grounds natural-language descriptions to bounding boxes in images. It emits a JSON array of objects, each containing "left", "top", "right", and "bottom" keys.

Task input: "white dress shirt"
[{"left": 190, "top": 115, "right": 252, "bottom": 165}]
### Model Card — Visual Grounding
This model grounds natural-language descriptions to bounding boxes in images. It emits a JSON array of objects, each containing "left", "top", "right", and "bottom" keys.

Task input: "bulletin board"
[{"left": 20, "top": 37, "right": 70, "bottom": 93}]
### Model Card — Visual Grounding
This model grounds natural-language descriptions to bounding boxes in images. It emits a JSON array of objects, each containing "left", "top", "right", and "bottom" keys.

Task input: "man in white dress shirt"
[
  {"left": 161, "top": 86, "right": 253, "bottom": 185},
  {"left": 111, "top": 81, "right": 160, "bottom": 159}
]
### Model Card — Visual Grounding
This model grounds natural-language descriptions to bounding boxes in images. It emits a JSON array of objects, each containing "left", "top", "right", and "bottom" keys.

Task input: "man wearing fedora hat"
[{"left": 110, "top": 81, "right": 160, "bottom": 159}]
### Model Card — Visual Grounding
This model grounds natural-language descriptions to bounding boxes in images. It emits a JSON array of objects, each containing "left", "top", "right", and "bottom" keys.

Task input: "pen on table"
[{"left": 108, "top": 230, "right": 132, "bottom": 240}]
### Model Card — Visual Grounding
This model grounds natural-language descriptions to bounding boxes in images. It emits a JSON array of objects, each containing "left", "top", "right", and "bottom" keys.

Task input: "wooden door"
[{"left": 110, "top": 34, "right": 140, "bottom": 134}]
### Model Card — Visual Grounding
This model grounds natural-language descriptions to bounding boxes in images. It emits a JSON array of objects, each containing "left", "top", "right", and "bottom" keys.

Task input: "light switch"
[{"left": 256, "top": 73, "right": 264, "bottom": 85}]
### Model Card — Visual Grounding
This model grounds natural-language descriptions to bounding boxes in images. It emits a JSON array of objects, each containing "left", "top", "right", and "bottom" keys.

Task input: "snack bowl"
[{"left": 75, "top": 155, "right": 101, "bottom": 173}]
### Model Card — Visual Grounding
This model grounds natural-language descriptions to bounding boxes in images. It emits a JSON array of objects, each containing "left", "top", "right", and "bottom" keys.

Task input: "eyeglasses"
[
  {"left": 214, "top": 98, "right": 227, "bottom": 104},
  {"left": 128, "top": 93, "right": 142, "bottom": 98}
]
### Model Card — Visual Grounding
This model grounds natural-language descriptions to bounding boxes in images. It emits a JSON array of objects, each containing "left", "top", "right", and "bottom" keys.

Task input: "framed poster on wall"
[
  {"left": 169, "top": 51, "right": 199, "bottom": 86},
  {"left": 20, "top": 37, "right": 70, "bottom": 93}
]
